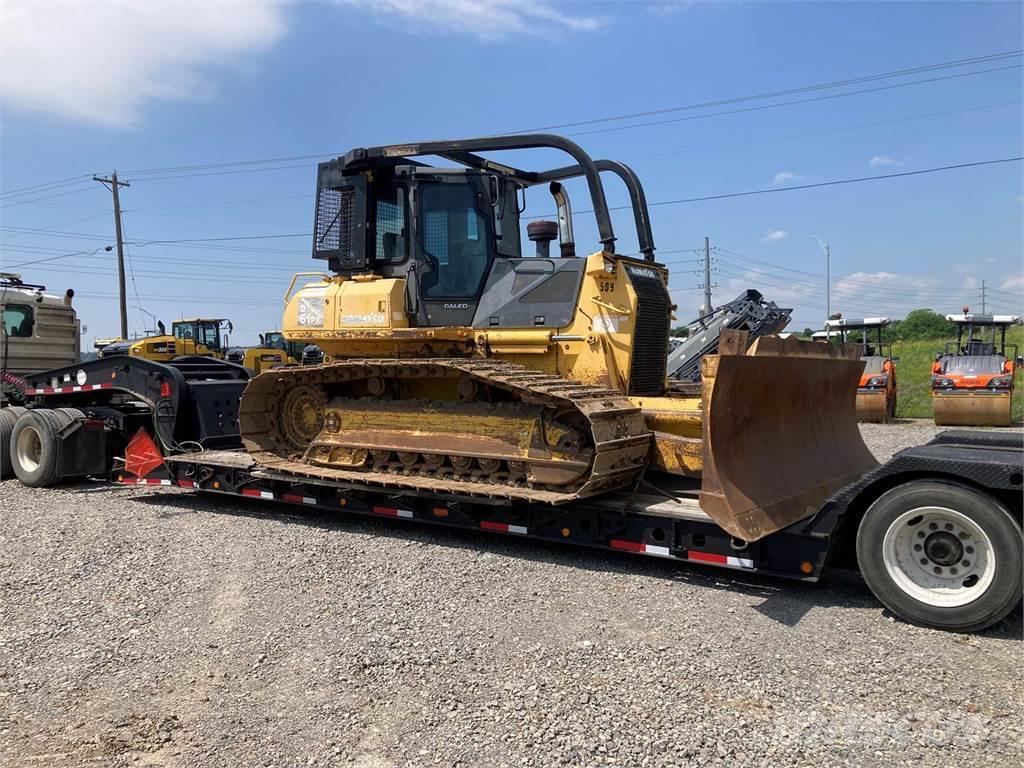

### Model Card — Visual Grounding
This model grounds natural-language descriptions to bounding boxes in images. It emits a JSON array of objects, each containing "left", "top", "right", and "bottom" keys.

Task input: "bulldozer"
[
  {"left": 239, "top": 134, "right": 877, "bottom": 542},
  {"left": 932, "top": 313, "right": 1021, "bottom": 426},
  {"left": 820, "top": 317, "right": 897, "bottom": 422}
]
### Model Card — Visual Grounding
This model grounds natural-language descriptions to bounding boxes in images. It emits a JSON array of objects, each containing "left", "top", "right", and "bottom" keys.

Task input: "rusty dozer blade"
[
  {"left": 856, "top": 389, "right": 889, "bottom": 423},
  {"left": 933, "top": 391, "right": 1012, "bottom": 427},
  {"left": 700, "top": 330, "right": 879, "bottom": 542}
]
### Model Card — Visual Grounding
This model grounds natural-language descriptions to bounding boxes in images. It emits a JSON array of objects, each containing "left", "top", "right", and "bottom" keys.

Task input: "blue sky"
[{"left": 1, "top": 0, "right": 1021, "bottom": 342}]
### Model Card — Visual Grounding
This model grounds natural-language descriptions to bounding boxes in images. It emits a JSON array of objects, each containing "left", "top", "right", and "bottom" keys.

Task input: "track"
[{"left": 239, "top": 358, "right": 652, "bottom": 504}]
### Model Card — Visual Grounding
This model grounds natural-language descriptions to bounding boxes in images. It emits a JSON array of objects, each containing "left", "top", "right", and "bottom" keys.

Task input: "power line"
[
  {"left": 517, "top": 50, "right": 1022, "bottom": 132},
  {"left": 0, "top": 174, "right": 93, "bottom": 200},
  {"left": 628, "top": 100, "right": 1021, "bottom": 162},
  {"left": 564, "top": 64, "right": 1024, "bottom": 138},
  {"left": 525, "top": 156, "right": 1023, "bottom": 222},
  {"left": 0, "top": 184, "right": 97, "bottom": 209}
]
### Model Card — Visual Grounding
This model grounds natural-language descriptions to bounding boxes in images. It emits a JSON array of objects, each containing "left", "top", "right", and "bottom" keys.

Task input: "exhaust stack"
[
  {"left": 63, "top": 289, "right": 74, "bottom": 308},
  {"left": 548, "top": 182, "right": 576, "bottom": 258}
]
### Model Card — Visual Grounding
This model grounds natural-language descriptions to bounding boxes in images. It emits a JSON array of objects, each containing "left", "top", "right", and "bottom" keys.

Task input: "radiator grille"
[
  {"left": 624, "top": 264, "right": 670, "bottom": 396},
  {"left": 314, "top": 187, "right": 355, "bottom": 259}
]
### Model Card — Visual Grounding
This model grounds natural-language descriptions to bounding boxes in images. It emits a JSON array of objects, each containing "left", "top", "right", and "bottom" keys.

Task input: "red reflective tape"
[
  {"left": 242, "top": 488, "right": 273, "bottom": 499},
  {"left": 480, "top": 520, "right": 508, "bottom": 533},
  {"left": 373, "top": 505, "right": 398, "bottom": 517},
  {"left": 283, "top": 493, "right": 316, "bottom": 505},
  {"left": 609, "top": 538, "right": 646, "bottom": 553},
  {"left": 177, "top": 479, "right": 195, "bottom": 488},
  {"left": 688, "top": 551, "right": 728, "bottom": 565}
]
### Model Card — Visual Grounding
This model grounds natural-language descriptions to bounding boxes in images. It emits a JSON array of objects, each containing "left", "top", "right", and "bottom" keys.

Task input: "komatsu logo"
[
  {"left": 341, "top": 313, "right": 386, "bottom": 325},
  {"left": 443, "top": 303, "right": 470, "bottom": 310}
]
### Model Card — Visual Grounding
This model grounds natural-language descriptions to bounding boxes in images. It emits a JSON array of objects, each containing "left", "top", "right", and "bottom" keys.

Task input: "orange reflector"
[
  {"left": 339, "top": 498, "right": 347, "bottom": 507},
  {"left": 561, "top": 527, "right": 570, "bottom": 537},
  {"left": 117, "top": 474, "right": 123, "bottom": 482},
  {"left": 212, "top": 481, "right": 220, "bottom": 489},
  {"left": 433, "top": 507, "right": 448, "bottom": 517},
  {"left": 800, "top": 561, "right": 813, "bottom": 574}
]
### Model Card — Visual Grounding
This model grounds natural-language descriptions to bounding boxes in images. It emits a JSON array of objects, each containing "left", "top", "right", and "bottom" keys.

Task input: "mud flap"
[
  {"left": 699, "top": 331, "right": 879, "bottom": 542},
  {"left": 933, "top": 392, "right": 1012, "bottom": 427}
]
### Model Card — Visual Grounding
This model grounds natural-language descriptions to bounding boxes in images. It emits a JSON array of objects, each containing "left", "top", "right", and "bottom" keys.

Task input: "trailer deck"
[{"left": 122, "top": 445, "right": 830, "bottom": 582}]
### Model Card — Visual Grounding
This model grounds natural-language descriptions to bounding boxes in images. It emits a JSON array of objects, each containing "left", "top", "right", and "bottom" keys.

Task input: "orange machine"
[
  {"left": 932, "top": 313, "right": 1021, "bottom": 426},
  {"left": 819, "top": 317, "right": 897, "bottom": 422}
]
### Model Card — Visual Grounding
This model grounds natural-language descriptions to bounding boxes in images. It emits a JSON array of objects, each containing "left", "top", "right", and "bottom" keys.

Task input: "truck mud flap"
[{"left": 699, "top": 332, "right": 878, "bottom": 542}]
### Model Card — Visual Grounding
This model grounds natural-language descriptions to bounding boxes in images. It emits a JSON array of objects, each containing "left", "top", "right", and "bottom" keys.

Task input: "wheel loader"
[
  {"left": 821, "top": 317, "right": 897, "bottom": 422},
  {"left": 932, "top": 313, "right": 1021, "bottom": 426},
  {"left": 240, "top": 134, "right": 877, "bottom": 542},
  {"left": 226, "top": 331, "right": 301, "bottom": 374},
  {"left": 100, "top": 318, "right": 232, "bottom": 361}
]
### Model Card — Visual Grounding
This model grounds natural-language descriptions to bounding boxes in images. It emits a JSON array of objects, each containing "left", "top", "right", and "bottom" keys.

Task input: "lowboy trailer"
[{"left": 2, "top": 355, "right": 1022, "bottom": 633}]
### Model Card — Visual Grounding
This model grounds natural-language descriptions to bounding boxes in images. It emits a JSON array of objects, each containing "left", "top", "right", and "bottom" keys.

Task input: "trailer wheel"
[
  {"left": 857, "top": 480, "right": 1022, "bottom": 632},
  {"left": 1, "top": 406, "right": 28, "bottom": 479},
  {"left": 10, "top": 409, "right": 81, "bottom": 488}
]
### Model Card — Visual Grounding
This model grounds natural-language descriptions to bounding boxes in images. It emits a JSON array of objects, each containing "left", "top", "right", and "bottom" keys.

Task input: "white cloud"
[
  {"left": 334, "top": 0, "right": 606, "bottom": 39},
  {"left": 762, "top": 229, "right": 788, "bottom": 243},
  {"left": 1001, "top": 274, "right": 1024, "bottom": 292},
  {"left": 0, "top": 1, "right": 287, "bottom": 128},
  {"left": 869, "top": 155, "right": 903, "bottom": 168},
  {"left": 773, "top": 171, "right": 803, "bottom": 185}
]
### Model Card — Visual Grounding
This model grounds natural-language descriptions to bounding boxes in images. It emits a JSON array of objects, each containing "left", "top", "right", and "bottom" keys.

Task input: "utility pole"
[
  {"left": 812, "top": 234, "right": 830, "bottom": 325},
  {"left": 93, "top": 171, "right": 130, "bottom": 340},
  {"left": 701, "top": 236, "right": 713, "bottom": 320},
  {"left": 980, "top": 279, "right": 987, "bottom": 314}
]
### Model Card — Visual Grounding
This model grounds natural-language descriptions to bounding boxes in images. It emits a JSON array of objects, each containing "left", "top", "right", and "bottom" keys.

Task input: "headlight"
[
  {"left": 932, "top": 376, "right": 954, "bottom": 388},
  {"left": 990, "top": 376, "right": 1012, "bottom": 388},
  {"left": 866, "top": 375, "right": 888, "bottom": 388}
]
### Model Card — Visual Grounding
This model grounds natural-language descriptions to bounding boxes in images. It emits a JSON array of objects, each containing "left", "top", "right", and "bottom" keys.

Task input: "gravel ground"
[{"left": 1, "top": 422, "right": 1021, "bottom": 768}]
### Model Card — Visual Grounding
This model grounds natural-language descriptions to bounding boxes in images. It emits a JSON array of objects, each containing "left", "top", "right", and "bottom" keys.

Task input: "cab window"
[
  {"left": 375, "top": 184, "right": 408, "bottom": 263},
  {"left": 198, "top": 323, "right": 221, "bottom": 350},
  {"left": 420, "top": 184, "right": 491, "bottom": 299},
  {"left": 173, "top": 323, "right": 195, "bottom": 341},
  {"left": 2, "top": 304, "right": 33, "bottom": 338}
]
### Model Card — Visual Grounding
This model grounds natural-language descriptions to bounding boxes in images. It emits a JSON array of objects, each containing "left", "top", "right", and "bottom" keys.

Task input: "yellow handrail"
[{"left": 284, "top": 272, "right": 332, "bottom": 304}]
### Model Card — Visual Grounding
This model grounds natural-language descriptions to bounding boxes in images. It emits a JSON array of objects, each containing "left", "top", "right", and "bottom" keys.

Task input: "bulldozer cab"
[
  {"left": 172, "top": 319, "right": 230, "bottom": 354},
  {"left": 262, "top": 331, "right": 305, "bottom": 361},
  {"left": 310, "top": 135, "right": 657, "bottom": 330}
]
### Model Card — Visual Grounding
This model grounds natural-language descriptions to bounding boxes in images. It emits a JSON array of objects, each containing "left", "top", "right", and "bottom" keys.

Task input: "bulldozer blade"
[
  {"left": 856, "top": 390, "right": 889, "bottom": 423},
  {"left": 933, "top": 392, "right": 1012, "bottom": 427},
  {"left": 700, "top": 331, "right": 879, "bottom": 542}
]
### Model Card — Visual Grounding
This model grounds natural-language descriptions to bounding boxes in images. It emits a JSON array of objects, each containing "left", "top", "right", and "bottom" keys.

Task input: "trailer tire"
[
  {"left": 857, "top": 480, "right": 1022, "bottom": 632},
  {"left": 10, "top": 409, "right": 72, "bottom": 488},
  {"left": 1, "top": 406, "right": 28, "bottom": 479}
]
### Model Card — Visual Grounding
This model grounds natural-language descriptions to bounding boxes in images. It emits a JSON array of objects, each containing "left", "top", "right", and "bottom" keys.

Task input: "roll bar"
[
  {"left": 339, "top": 134, "right": 620, "bottom": 253},
  {"left": 538, "top": 159, "right": 656, "bottom": 261}
]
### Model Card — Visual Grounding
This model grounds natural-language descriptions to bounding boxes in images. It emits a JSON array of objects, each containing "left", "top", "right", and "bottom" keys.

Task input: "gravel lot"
[{"left": 1, "top": 421, "right": 1021, "bottom": 768}]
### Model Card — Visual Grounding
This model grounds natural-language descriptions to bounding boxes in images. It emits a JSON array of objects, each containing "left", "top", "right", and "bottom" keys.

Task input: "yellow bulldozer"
[{"left": 241, "top": 134, "right": 876, "bottom": 542}]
